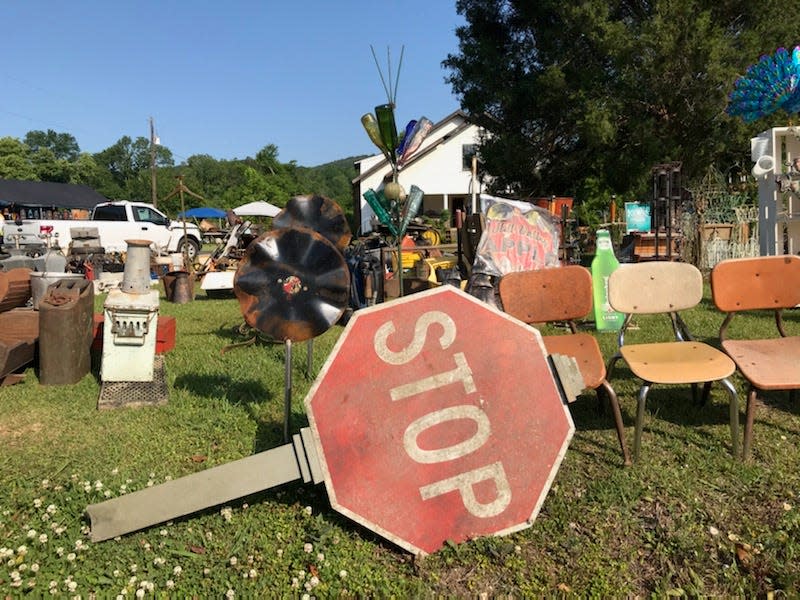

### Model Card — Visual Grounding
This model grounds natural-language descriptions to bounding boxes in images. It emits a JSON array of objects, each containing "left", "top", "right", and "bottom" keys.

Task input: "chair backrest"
[
  {"left": 608, "top": 261, "right": 702, "bottom": 314},
  {"left": 499, "top": 265, "right": 592, "bottom": 324},
  {"left": 711, "top": 255, "right": 800, "bottom": 312}
]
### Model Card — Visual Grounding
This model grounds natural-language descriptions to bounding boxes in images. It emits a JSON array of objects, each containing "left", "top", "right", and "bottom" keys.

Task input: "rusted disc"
[
  {"left": 273, "top": 195, "right": 352, "bottom": 251},
  {"left": 233, "top": 228, "right": 350, "bottom": 342}
]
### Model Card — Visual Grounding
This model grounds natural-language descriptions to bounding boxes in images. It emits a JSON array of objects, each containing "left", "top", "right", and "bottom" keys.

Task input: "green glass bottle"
[
  {"left": 375, "top": 104, "right": 399, "bottom": 154},
  {"left": 363, "top": 188, "right": 398, "bottom": 236},
  {"left": 591, "top": 229, "right": 624, "bottom": 331}
]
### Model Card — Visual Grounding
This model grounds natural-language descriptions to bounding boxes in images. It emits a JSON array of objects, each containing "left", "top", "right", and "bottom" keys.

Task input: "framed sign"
[{"left": 625, "top": 202, "right": 651, "bottom": 233}]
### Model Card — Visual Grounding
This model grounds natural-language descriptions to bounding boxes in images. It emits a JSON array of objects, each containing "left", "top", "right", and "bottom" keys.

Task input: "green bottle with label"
[{"left": 591, "top": 229, "right": 624, "bottom": 331}]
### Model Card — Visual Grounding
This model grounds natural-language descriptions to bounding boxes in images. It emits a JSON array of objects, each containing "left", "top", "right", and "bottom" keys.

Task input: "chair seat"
[
  {"left": 722, "top": 337, "right": 800, "bottom": 390},
  {"left": 621, "top": 341, "right": 735, "bottom": 384},
  {"left": 543, "top": 333, "right": 605, "bottom": 390}
]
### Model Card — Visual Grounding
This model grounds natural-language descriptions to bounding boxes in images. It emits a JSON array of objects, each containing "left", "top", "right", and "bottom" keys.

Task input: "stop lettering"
[{"left": 304, "top": 286, "right": 574, "bottom": 555}]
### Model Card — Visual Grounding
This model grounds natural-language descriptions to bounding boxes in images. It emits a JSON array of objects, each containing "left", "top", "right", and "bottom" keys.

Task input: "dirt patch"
[{"left": 0, "top": 420, "right": 44, "bottom": 446}]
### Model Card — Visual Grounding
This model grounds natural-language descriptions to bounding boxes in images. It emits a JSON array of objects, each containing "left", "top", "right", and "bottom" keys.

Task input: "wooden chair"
[
  {"left": 710, "top": 255, "right": 800, "bottom": 461},
  {"left": 605, "top": 261, "right": 739, "bottom": 461},
  {"left": 499, "top": 266, "right": 631, "bottom": 465}
]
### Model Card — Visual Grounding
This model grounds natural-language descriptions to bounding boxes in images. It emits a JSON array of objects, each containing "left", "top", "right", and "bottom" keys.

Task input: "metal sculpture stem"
[{"left": 284, "top": 339, "right": 292, "bottom": 443}]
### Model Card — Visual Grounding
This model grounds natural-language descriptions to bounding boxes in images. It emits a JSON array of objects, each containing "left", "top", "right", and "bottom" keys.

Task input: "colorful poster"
[{"left": 471, "top": 195, "right": 560, "bottom": 278}]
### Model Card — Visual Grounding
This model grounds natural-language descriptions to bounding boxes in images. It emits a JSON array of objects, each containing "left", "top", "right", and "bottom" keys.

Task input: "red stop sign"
[{"left": 304, "top": 286, "right": 574, "bottom": 555}]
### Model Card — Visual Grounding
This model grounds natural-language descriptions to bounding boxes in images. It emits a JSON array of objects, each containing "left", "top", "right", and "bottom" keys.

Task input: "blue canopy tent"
[{"left": 178, "top": 207, "right": 227, "bottom": 219}]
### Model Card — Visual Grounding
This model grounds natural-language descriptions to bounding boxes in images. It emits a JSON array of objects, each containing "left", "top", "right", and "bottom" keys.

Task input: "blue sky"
[{"left": 1, "top": 1, "right": 465, "bottom": 166}]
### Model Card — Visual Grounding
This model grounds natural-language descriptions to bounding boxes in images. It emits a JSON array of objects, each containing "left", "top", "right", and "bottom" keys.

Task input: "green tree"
[
  {"left": 0, "top": 137, "right": 37, "bottom": 180},
  {"left": 93, "top": 136, "right": 174, "bottom": 200},
  {"left": 30, "top": 147, "right": 72, "bottom": 182},
  {"left": 444, "top": 0, "right": 800, "bottom": 201},
  {"left": 23, "top": 129, "right": 80, "bottom": 161}
]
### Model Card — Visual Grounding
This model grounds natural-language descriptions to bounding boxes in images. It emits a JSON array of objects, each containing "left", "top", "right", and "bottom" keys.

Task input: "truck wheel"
[{"left": 181, "top": 237, "right": 201, "bottom": 261}]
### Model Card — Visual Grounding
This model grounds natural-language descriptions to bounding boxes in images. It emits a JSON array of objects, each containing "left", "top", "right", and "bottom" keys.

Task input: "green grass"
[{"left": 1, "top": 285, "right": 799, "bottom": 597}]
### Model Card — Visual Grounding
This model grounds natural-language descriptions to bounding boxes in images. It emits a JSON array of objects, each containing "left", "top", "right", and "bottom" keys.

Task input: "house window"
[{"left": 462, "top": 144, "right": 477, "bottom": 171}]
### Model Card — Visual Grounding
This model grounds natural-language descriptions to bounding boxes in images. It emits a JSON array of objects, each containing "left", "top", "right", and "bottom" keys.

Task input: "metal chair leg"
[
  {"left": 718, "top": 377, "right": 740, "bottom": 459},
  {"left": 743, "top": 386, "right": 758, "bottom": 461},
  {"left": 606, "top": 353, "right": 622, "bottom": 380},
  {"left": 600, "top": 379, "right": 631, "bottom": 466},
  {"left": 633, "top": 383, "right": 651, "bottom": 462}
]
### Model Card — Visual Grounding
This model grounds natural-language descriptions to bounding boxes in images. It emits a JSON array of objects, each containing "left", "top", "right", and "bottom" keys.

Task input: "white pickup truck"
[{"left": 2, "top": 200, "right": 203, "bottom": 259}]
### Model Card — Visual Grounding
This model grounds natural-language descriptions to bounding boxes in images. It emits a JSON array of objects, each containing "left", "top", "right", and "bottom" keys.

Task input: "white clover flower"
[
  {"left": 317, "top": 552, "right": 324, "bottom": 562},
  {"left": 164, "top": 475, "right": 172, "bottom": 481},
  {"left": 95, "top": 480, "right": 104, "bottom": 490},
  {"left": 304, "top": 505, "right": 313, "bottom": 515},
  {"left": 55, "top": 526, "right": 66, "bottom": 535},
  {"left": 46, "top": 504, "right": 57, "bottom": 514},
  {"left": 67, "top": 580, "right": 77, "bottom": 592},
  {"left": 303, "top": 542, "right": 313, "bottom": 553},
  {"left": 113, "top": 569, "right": 121, "bottom": 577},
  {"left": 39, "top": 533, "right": 48, "bottom": 544},
  {"left": 104, "top": 490, "right": 112, "bottom": 498},
  {"left": 172, "top": 565, "right": 182, "bottom": 576},
  {"left": 159, "top": 529, "right": 167, "bottom": 536},
  {"left": 75, "top": 539, "right": 86, "bottom": 551},
  {"left": 225, "top": 589, "right": 235, "bottom": 599},
  {"left": 54, "top": 485, "right": 63, "bottom": 491},
  {"left": 146, "top": 480, "right": 154, "bottom": 488},
  {"left": 166, "top": 580, "right": 175, "bottom": 589},
  {"left": 135, "top": 589, "right": 145, "bottom": 599},
  {"left": 41, "top": 513, "right": 51, "bottom": 522},
  {"left": 111, "top": 467, "right": 119, "bottom": 475},
  {"left": 49, "top": 580, "right": 58, "bottom": 589},
  {"left": 41, "top": 479, "right": 50, "bottom": 488},
  {"left": 130, "top": 564, "right": 138, "bottom": 573},
  {"left": 339, "top": 570, "right": 347, "bottom": 579},
  {"left": 276, "top": 549, "right": 284, "bottom": 557},
  {"left": 784, "top": 502, "right": 793, "bottom": 511},
  {"left": 34, "top": 498, "right": 43, "bottom": 508},
  {"left": 31, "top": 563, "right": 39, "bottom": 572},
  {"left": 304, "top": 581, "right": 313, "bottom": 592},
  {"left": 27, "top": 529, "right": 37, "bottom": 539},
  {"left": 56, "top": 547, "right": 64, "bottom": 557},
  {"left": 291, "top": 577, "right": 300, "bottom": 589},
  {"left": 220, "top": 507, "right": 233, "bottom": 522},
  {"left": 203, "top": 568, "right": 210, "bottom": 576},
  {"left": 229, "top": 556, "right": 238, "bottom": 566},
  {"left": 67, "top": 553, "right": 76, "bottom": 561},
  {"left": 309, "top": 575, "right": 320, "bottom": 588},
  {"left": 80, "top": 525, "right": 90, "bottom": 535},
  {"left": 302, "top": 593, "right": 311, "bottom": 600},
  {"left": 153, "top": 557, "right": 165, "bottom": 567},
  {"left": 83, "top": 483, "right": 92, "bottom": 493},
  {"left": 709, "top": 526, "right": 720, "bottom": 536},
  {"left": 142, "top": 542, "right": 151, "bottom": 551},
  {"left": 10, "top": 570, "right": 21, "bottom": 581}
]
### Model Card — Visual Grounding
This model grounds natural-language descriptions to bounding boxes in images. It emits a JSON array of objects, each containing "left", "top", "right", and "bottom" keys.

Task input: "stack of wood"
[{"left": 0, "top": 268, "right": 38, "bottom": 385}]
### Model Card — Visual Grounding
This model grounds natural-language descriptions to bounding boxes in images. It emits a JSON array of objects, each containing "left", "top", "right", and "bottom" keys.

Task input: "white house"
[{"left": 351, "top": 110, "right": 486, "bottom": 235}]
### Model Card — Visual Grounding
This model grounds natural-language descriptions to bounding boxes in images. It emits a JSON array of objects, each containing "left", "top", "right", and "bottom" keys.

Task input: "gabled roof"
[
  {"left": 352, "top": 110, "right": 476, "bottom": 185},
  {"left": 0, "top": 179, "right": 108, "bottom": 210}
]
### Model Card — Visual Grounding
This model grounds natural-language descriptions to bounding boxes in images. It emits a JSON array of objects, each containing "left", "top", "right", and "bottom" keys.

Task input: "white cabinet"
[{"left": 752, "top": 127, "right": 800, "bottom": 255}]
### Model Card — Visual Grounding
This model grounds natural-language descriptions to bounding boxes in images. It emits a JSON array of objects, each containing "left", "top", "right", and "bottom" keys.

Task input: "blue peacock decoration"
[{"left": 727, "top": 46, "right": 800, "bottom": 122}]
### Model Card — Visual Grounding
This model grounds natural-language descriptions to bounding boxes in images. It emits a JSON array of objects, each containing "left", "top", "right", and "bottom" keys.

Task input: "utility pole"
[{"left": 150, "top": 117, "right": 158, "bottom": 208}]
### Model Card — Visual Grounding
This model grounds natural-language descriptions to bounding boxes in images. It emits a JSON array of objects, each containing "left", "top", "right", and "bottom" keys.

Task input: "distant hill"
[{"left": 296, "top": 155, "right": 368, "bottom": 229}]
